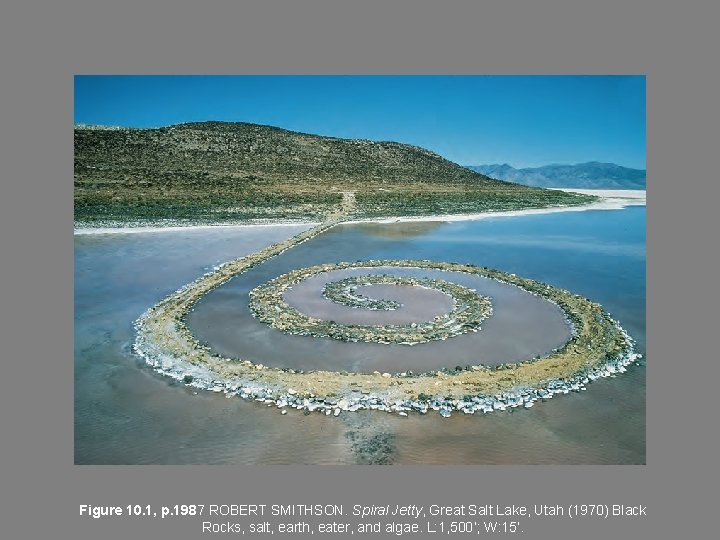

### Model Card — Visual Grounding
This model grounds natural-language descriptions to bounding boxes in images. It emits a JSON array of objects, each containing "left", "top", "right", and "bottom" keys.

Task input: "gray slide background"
[{"left": 1, "top": 0, "right": 717, "bottom": 538}]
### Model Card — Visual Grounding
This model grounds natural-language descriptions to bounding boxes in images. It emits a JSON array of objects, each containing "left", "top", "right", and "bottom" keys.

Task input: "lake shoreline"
[
  {"left": 348, "top": 189, "right": 645, "bottom": 225},
  {"left": 74, "top": 189, "right": 645, "bottom": 235}
]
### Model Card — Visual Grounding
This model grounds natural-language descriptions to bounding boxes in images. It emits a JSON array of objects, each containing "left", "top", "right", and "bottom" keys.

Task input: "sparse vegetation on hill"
[{"left": 74, "top": 121, "right": 596, "bottom": 225}]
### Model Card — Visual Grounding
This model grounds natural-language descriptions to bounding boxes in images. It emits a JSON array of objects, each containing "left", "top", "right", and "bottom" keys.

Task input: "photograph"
[{"left": 74, "top": 74, "right": 646, "bottom": 465}]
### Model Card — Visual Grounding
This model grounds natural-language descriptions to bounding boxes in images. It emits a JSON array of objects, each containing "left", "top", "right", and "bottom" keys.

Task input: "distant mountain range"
[{"left": 466, "top": 162, "right": 646, "bottom": 189}]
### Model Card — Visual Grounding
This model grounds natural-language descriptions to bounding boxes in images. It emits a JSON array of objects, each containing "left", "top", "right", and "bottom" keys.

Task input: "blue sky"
[{"left": 74, "top": 75, "right": 645, "bottom": 169}]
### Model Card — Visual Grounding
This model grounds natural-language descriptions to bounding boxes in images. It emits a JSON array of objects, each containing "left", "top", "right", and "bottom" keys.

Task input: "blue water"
[
  {"left": 75, "top": 206, "right": 645, "bottom": 464},
  {"left": 369, "top": 207, "right": 646, "bottom": 351}
]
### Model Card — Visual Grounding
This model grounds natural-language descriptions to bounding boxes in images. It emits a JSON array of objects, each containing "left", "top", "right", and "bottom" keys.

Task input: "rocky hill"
[{"left": 75, "top": 122, "right": 595, "bottom": 225}]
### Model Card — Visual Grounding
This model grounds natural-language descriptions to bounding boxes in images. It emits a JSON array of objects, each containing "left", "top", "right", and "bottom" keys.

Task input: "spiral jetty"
[{"left": 133, "top": 194, "right": 640, "bottom": 418}]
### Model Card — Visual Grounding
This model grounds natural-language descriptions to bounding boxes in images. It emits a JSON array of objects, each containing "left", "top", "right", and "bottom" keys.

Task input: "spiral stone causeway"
[
  {"left": 133, "top": 197, "right": 640, "bottom": 417},
  {"left": 250, "top": 267, "right": 493, "bottom": 345}
]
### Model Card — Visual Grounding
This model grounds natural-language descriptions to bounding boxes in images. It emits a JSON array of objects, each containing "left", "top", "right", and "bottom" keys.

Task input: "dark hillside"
[{"left": 75, "top": 122, "right": 595, "bottom": 225}]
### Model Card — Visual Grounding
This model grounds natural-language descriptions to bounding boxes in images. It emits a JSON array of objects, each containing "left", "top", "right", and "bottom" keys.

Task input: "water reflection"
[{"left": 350, "top": 221, "right": 443, "bottom": 239}]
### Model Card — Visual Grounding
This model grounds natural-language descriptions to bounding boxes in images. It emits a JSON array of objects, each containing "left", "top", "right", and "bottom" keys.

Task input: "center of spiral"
[{"left": 322, "top": 275, "right": 407, "bottom": 311}]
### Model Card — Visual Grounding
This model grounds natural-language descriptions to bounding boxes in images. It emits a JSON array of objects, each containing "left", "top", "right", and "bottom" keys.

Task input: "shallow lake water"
[{"left": 75, "top": 206, "right": 645, "bottom": 464}]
